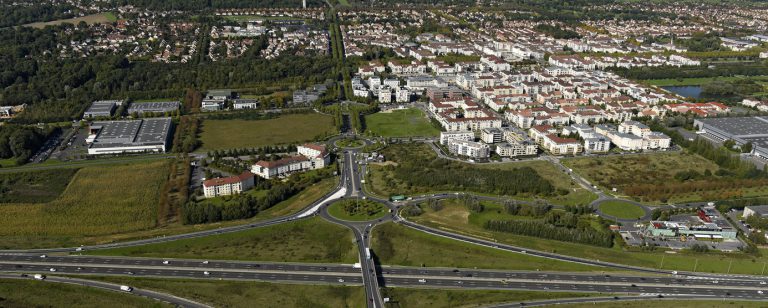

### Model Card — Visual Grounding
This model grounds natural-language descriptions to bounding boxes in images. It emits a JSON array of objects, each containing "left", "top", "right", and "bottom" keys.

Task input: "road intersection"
[{"left": 1, "top": 136, "right": 767, "bottom": 307}]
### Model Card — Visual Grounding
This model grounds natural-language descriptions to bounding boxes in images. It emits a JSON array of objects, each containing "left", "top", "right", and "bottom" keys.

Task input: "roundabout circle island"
[{"left": 327, "top": 198, "right": 388, "bottom": 222}]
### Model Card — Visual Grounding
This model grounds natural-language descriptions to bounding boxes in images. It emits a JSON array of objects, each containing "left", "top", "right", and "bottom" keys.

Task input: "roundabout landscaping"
[
  {"left": 327, "top": 198, "right": 388, "bottom": 222},
  {"left": 598, "top": 200, "right": 647, "bottom": 220},
  {"left": 334, "top": 138, "right": 365, "bottom": 148}
]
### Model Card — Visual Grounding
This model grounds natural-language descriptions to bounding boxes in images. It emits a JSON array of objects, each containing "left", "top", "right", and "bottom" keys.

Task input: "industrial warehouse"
[
  {"left": 694, "top": 116, "right": 768, "bottom": 159},
  {"left": 86, "top": 118, "right": 173, "bottom": 155}
]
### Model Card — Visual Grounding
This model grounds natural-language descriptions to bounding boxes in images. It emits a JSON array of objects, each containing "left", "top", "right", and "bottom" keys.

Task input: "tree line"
[
  {"left": 484, "top": 219, "right": 614, "bottom": 248},
  {"left": 0, "top": 124, "right": 58, "bottom": 165}
]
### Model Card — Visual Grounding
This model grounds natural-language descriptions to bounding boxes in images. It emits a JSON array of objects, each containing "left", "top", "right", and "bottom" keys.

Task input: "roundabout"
[
  {"left": 326, "top": 198, "right": 388, "bottom": 222},
  {"left": 333, "top": 138, "right": 366, "bottom": 149}
]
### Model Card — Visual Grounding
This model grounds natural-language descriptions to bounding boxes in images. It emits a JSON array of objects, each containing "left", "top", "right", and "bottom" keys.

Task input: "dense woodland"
[
  {"left": 0, "top": 125, "right": 57, "bottom": 164},
  {"left": 0, "top": 25, "right": 335, "bottom": 124}
]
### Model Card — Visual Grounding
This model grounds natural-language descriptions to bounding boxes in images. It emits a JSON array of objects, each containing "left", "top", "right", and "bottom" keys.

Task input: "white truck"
[
  {"left": 120, "top": 285, "right": 133, "bottom": 292},
  {"left": 33, "top": 274, "right": 45, "bottom": 280},
  {"left": 365, "top": 248, "right": 371, "bottom": 260}
]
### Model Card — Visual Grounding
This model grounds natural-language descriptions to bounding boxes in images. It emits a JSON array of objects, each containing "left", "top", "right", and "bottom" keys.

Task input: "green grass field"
[
  {"left": 407, "top": 202, "right": 768, "bottom": 275},
  {"left": 599, "top": 201, "right": 646, "bottom": 220},
  {"left": 24, "top": 12, "right": 117, "bottom": 28},
  {"left": 90, "top": 217, "right": 359, "bottom": 263},
  {"left": 90, "top": 277, "right": 364, "bottom": 308},
  {"left": 328, "top": 199, "right": 387, "bottom": 221},
  {"left": 365, "top": 109, "right": 440, "bottom": 138},
  {"left": 199, "top": 113, "right": 336, "bottom": 151},
  {"left": 0, "top": 158, "right": 18, "bottom": 168},
  {"left": 381, "top": 288, "right": 599, "bottom": 307},
  {"left": 0, "top": 169, "right": 78, "bottom": 203},
  {"left": 0, "top": 161, "right": 170, "bottom": 249},
  {"left": 371, "top": 222, "right": 606, "bottom": 271},
  {"left": 0, "top": 279, "right": 168, "bottom": 308}
]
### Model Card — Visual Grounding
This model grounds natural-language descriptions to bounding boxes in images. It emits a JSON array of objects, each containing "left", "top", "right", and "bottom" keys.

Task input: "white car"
[
  {"left": 203, "top": 271, "right": 210, "bottom": 275},
  {"left": 202, "top": 261, "right": 209, "bottom": 264},
  {"left": 338, "top": 279, "right": 345, "bottom": 283},
  {"left": 49, "top": 268, "right": 56, "bottom": 272},
  {"left": 758, "top": 290, "right": 764, "bottom": 295},
  {"left": 761, "top": 281, "right": 767, "bottom": 285},
  {"left": 418, "top": 279, "right": 427, "bottom": 283},
  {"left": 75, "top": 247, "right": 83, "bottom": 252},
  {"left": 120, "top": 285, "right": 133, "bottom": 292},
  {"left": 162, "top": 261, "right": 170, "bottom": 265},
  {"left": 39, "top": 255, "right": 47, "bottom": 258}
]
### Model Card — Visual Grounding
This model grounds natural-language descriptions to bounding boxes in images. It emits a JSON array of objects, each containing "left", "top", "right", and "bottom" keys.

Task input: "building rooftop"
[
  {"left": 89, "top": 118, "right": 172, "bottom": 149},
  {"left": 697, "top": 117, "right": 768, "bottom": 137}
]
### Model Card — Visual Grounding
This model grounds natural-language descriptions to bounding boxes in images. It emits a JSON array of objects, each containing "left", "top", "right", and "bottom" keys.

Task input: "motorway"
[
  {"left": 0, "top": 273, "right": 210, "bottom": 308},
  {"left": 2, "top": 256, "right": 768, "bottom": 301}
]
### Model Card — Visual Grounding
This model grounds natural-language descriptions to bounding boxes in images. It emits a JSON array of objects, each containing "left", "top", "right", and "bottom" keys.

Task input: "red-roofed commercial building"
[
  {"left": 250, "top": 143, "right": 330, "bottom": 179},
  {"left": 203, "top": 171, "right": 255, "bottom": 198}
]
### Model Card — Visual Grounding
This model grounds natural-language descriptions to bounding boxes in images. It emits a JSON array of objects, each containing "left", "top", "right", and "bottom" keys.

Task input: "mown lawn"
[
  {"left": 0, "top": 160, "right": 170, "bottom": 249},
  {"left": 371, "top": 222, "right": 606, "bottom": 272},
  {"left": 90, "top": 217, "right": 359, "bottom": 264},
  {"left": 599, "top": 201, "right": 646, "bottom": 220},
  {"left": 381, "top": 288, "right": 599, "bottom": 308},
  {"left": 408, "top": 202, "right": 768, "bottom": 275},
  {"left": 328, "top": 199, "right": 387, "bottom": 221},
  {"left": 0, "top": 279, "right": 168, "bottom": 308},
  {"left": 199, "top": 113, "right": 336, "bottom": 151},
  {"left": 90, "top": 277, "right": 364, "bottom": 308},
  {"left": 365, "top": 109, "right": 439, "bottom": 138}
]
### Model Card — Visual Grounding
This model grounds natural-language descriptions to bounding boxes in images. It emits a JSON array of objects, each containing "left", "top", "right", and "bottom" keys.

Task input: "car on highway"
[
  {"left": 162, "top": 261, "right": 170, "bottom": 265},
  {"left": 418, "top": 279, "right": 427, "bottom": 283},
  {"left": 120, "top": 285, "right": 133, "bottom": 292},
  {"left": 202, "top": 260, "right": 209, "bottom": 264},
  {"left": 338, "top": 279, "right": 344, "bottom": 283},
  {"left": 34, "top": 274, "right": 45, "bottom": 280},
  {"left": 203, "top": 271, "right": 210, "bottom": 275},
  {"left": 759, "top": 290, "right": 765, "bottom": 295},
  {"left": 127, "top": 271, "right": 134, "bottom": 275},
  {"left": 39, "top": 255, "right": 47, "bottom": 258},
  {"left": 49, "top": 268, "right": 56, "bottom": 272},
  {"left": 761, "top": 281, "right": 767, "bottom": 285}
]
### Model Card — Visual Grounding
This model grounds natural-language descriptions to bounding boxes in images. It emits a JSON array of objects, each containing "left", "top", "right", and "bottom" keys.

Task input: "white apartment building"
[
  {"left": 440, "top": 131, "right": 474, "bottom": 145},
  {"left": 251, "top": 144, "right": 329, "bottom": 179},
  {"left": 447, "top": 139, "right": 490, "bottom": 158},
  {"left": 583, "top": 137, "right": 611, "bottom": 154},
  {"left": 495, "top": 141, "right": 537, "bottom": 157},
  {"left": 203, "top": 171, "right": 255, "bottom": 198},
  {"left": 480, "top": 128, "right": 503, "bottom": 144}
]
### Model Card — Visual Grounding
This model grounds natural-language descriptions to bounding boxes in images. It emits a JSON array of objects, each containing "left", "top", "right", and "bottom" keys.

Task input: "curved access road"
[{"left": 0, "top": 273, "right": 210, "bottom": 308}]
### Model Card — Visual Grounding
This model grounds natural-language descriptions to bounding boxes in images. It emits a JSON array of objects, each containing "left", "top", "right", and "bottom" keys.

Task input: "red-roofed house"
[
  {"left": 203, "top": 171, "right": 255, "bottom": 198},
  {"left": 251, "top": 143, "right": 329, "bottom": 179}
]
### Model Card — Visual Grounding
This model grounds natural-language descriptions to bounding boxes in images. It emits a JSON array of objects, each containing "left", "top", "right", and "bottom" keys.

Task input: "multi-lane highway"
[{"left": 3, "top": 255, "right": 768, "bottom": 301}]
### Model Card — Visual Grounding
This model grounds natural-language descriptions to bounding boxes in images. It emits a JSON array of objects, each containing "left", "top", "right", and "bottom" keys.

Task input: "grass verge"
[
  {"left": 0, "top": 278, "right": 168, "bottom": 308},
  {"left": 381, "top": 287, "right": 599, "bottom": 308},
  {"left": 371, "top": 222, "right": 605, "bottom": 271},
  {"left": 89, "top": 217, "right": 359, "bottom": 264},
  {"left": 88, "top": 276, "right": 364, "bottom": 308}
]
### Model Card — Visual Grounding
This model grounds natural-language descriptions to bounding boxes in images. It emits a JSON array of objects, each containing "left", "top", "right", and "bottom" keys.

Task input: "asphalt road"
[{"left": 0, "top": 273, "right": 210, "bottom": 308}]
